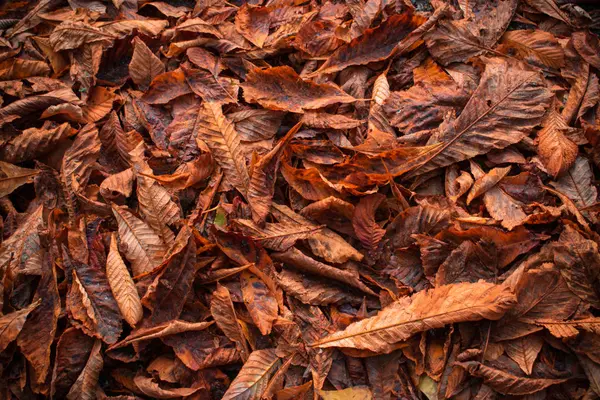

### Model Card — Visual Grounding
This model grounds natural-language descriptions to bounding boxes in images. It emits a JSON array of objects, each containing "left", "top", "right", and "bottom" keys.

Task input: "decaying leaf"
[{"left": 2, "top": 3, "right": 600, "bottom": 398}]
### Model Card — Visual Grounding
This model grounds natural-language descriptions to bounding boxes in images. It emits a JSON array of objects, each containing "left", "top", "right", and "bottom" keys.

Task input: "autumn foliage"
[{"left": 1, "top": 0, "right": 600, "bottom": 398}]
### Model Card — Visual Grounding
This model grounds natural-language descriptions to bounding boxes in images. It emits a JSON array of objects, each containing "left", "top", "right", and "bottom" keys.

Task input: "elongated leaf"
[
  {"left": 0, "top": 122, "right": 71, "bottom": 163},
  {"left": 106, "top": 233, "right": 143, "bottom": 327},
  {"left": 222, "top": 349, "right": 281, "bottom": 400},
  {"left": 551, "top": 156, "right": 597, "bottom": 210},
  {"left": 232, "top": 219, "right": 323, "bottom": 252},
  {"left": 210, "top": 284, "right": 249, "bottom": 361},
  {"left": 196, "top": 102, "right": 249, "bottom": 191},
  {"left": 49, "top": 21, "right": 114, "bottom": 51},
  {"left": 112, "top": 204, "right": 167, "bottom": 277},
  {"left": 241, "top": 270, "right": 278, "bottom": 335},
  {"left": 313, "top": 281, "right": 515, "bottom": 353},
  {"left": 456, "top": 360, "right": 568, "bottom": 395},
  {"left": 315, "top": 13, "right": 426, "bottom": 75},
  {"left": 247, "top": 122, "right": 301, "bottom": 224},
  {"left": 241, "top": 66, "right": 355, "bottom": 113},
  {"left": 66, "top": 340, "right": 103, "bottom": 400},
  {"left": 136, "top": 174, "right": 179, "bottom": 247}
]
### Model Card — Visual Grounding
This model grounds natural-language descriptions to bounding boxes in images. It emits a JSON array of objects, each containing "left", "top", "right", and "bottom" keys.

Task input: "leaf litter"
[{"left": 0, "top": 0, "right": 600, "bottom": 398}]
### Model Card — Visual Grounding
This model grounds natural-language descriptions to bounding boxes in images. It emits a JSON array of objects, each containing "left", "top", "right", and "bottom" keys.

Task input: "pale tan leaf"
[
  {"left": 129, "top": 37, "right": 165, "bottom": 91},
  {"left": 196, "top": 102, "right": 249, "bottom": 191},
  {"left": 133, "top": 375, "right": 201, "bottom": 398},
  {"left": 222, "top": 349, "right": 281, "bottom": 400},
  {"left": 97, "top": 19, "right": 168, "bottom": 38},
  {"left": 537, "top": 107, "right": 578, "bottom": 178},
  {"left": 0, "top": 161, "right": 39, "bottom": 198},
  {"left": 231, "top": 219, "right": 323, "bottom": 252},
  {"left": 136, "top": 174, "right": 180, "bottom": 247},
  {"left": 106, "top": 233, "right": 143, "bottom": 327},
  {"left": 112, "top": 204, "right": 168, "bottom": 277},
  {"left": 319, "top": 386, "right": 373, "bottom": 400},
  {"left": 100, "top": 168, "right": 134, "bottom": 200},
  {"left": 313, "top": 281, "right": 515, "bottom": 353}
]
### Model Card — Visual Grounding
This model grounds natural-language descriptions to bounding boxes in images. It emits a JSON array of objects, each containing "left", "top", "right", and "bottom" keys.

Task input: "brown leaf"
[
  {"left": 106, "top": 233, "right": 143, "bottom": 327},
  {"left": 537, "top": 106, "right": 578, "bottom": 178},
  {"left": 0, "top": 299, "right": 40, "bottom": 353},
  {"left": 222, "top": 349, "right": 281, "bottom": 400},
  {"left": 109, "top": 320, "right": 213, "bottom": 350},
  {"left": 408, "top": 58, "right": 552, "bottom": 177},
  {"left": 0, "top": 122, "right": 71, "bottom": 163},
  {"left": 313, "top": 281, "right": 515, "bottom": 353},
  {"left": 241, "top": 66, "right": 355, "bottom": 113},
  {"left": 425, "top": 0, "right": 517, "bottom": 65},
  {"left": 241, "top": 270, "right": 278, "bottom": 335},
  {"left": 142, "top": 68, "right": 192, "bottom": 104},
  {"left": 0, "top": 161, "right": 39, "bottom": 198},
  {"left": 572, "top": 31, "right": 600, "bottom": 69},
  {"left": 142, "top": 236, "right": 200, "bottom": 326},
  {"left": 352, "top": 193, "right": 386, "bottom": 252},
  {"left": 210, "top": 284, "right": 250, "bottom": 361},
  {"left": 66, "top": 235, "right": 123, "bottom": 344},
  {"left": 17, "top": 254, "right": 60, "bottom": 393},
  {"left": 553, "top": 225, "right": 600, "bottom": 308},
  {"left": 504, "top": 335, "right": 544, "bottom": 375},
  {"left": 272, "top": 248, "right": 374, "bottom": 296},
  {"left": 51, "top": 327, "right": 96, "bottom": 399},
  {"left": 133, "top": 374, "right": 202, "bottom": 398},
  {"left": 231, "top": 219, "right": 323, "bottom": 252},
  {"left": 183, "top": 66, "right": 239, "bottom": 104},
  {"left": 196, "top": 102, "right": 250, "bottom": 191},
  {"left": 66, "top": 340, "right": 103, "bottom": 400},
  {"left": 499, "top": 30, "right": 565, "bottom": 70},
  {"left": 315, "top": 13, "right": 426, "bottom": 75},
  {"left": 455, "top": 360, "right": 568, "bottom": 395},
  {"left": 112, "top": 204, "right": 168, "bottom": 277},
  {"left": 129, "top": 37, "right": 165, "bottom": 91},
  {"left": 467, "top": 164, "right": 512, "bottom": 205},
  {"left": 49, "top": 21, "right": 114, "bottom": 51},
  {"left": 247, "top": 122, "right": 301, "bottom": 224},
  {"left": 136, "top": 174, "right": 180, "bottom": 247},
  {"left": 523, "top": 0, "right": 571, "bottom": 25},
  {"left": 551, "top": 156, "right": 597, "bottom": 210},
  {"left": 235, "top": 4, "right": 270, "bottom": 48}
]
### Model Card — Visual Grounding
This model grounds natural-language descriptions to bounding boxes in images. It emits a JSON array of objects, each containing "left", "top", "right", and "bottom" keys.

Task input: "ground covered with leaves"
[{"left": 1, "top": 0, "right": 600, "bottom": 398}]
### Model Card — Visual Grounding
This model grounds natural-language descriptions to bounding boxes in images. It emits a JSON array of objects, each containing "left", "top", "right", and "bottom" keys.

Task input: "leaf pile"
[{"left": 1, "top": 0, "right": 600, "bottom": 398}]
